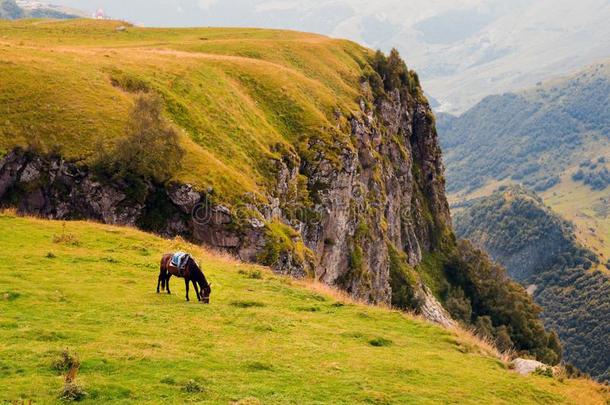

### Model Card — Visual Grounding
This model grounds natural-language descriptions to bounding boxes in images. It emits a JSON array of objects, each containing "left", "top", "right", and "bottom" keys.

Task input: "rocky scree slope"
[{"left": 454, "top": 186, "right": 610, "bottom": 381}]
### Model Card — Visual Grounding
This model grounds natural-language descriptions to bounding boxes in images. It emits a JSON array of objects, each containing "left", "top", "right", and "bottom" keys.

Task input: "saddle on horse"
[{"left": 170, "top": 252, "right": 189, "bottom": 276}]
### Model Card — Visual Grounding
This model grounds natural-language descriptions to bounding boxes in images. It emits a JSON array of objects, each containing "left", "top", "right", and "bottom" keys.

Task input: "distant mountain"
[
  {"left": 0, "top": 0, "right": 84, "bottom": 19},
  {"left": 439, "top": 60, "right": 610, "bottom": 195},
  {"left": 0, "top": 0, "right": 22, "bottom": 18},
  {"left": 454, "top": 186, "right": 610, "bottom": 381},
  {"left": 439, "top": 60, "right": 610, "bottom": 262}
]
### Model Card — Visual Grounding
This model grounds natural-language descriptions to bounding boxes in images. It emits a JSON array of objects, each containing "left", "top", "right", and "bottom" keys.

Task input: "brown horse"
[{"left": 157, "top": 253, "right": 212, "bottom": 303}]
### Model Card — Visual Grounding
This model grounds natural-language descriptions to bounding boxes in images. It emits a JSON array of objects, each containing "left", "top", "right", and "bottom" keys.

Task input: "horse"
[{"left": 157, "top": 253, "right": 212, "bottom": 303}]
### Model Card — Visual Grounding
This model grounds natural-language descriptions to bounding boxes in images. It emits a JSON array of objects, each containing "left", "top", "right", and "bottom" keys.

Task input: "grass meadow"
[{"left": 0, "top": 212, "right": 607, "bottom": 404}]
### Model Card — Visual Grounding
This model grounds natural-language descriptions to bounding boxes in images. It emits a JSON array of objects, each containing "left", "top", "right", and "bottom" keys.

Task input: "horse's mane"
[{"left": 187, "top": 256, "right": 209, "bottom": 288}]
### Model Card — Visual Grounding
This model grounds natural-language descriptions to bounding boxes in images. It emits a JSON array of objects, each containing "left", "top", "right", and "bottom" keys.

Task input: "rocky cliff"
[{"left": 0, "top": 57, "right": 452, "bottom": 315}]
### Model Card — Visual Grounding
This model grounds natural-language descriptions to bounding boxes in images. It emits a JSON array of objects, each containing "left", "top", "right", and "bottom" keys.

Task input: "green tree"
[{"left": 112, "top": 94, "right": 183, "bottom": 183}]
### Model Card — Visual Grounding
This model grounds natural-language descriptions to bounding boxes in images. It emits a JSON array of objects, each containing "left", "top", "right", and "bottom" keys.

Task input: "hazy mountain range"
[{"left": 24, "top": 0, "right": 610, "bottom": 113}]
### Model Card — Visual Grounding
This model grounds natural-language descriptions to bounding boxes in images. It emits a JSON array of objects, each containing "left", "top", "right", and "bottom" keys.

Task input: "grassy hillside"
[
  {"left": 0, "top": 18, "right": 371, "bottom": 203},
  {"left": 0, "top": 212, "right": 608, "bottom": 404}
]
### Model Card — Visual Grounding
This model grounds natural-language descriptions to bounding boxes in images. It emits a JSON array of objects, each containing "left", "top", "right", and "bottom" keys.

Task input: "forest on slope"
[{"left": 454, "top": 186, "right": 610, "bottom": 381}]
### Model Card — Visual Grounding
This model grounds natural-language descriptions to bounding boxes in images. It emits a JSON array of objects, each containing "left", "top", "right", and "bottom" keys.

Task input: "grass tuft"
[
  {"left": 368, "top": 337, "right": 393, "bottom": 347},
  {"left": 231, "top": 300, "right": 265, "bottom": 308},
  {"left": 182, "top": 379, "right": 204, "bottom": 393},
  {"left": 1, "top": 291, "right": 20, "bottom": 301},
  {"left": 238, "top": 269, "right": 263, "bottom": 279},
  {"left": 245, "top": 361, "right": 274, "bottom": 372},
  {"left": 160, "top": 376, "right": 176, "bottom": 385}
]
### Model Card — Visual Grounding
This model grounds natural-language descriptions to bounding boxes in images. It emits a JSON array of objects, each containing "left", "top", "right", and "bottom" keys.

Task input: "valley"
[{"left": 453, "top": 187, "right": 610, "bottom": 381}]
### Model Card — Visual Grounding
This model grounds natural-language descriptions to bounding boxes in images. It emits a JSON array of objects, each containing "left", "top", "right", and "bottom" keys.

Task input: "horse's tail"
[{"left": 159, "top": 256, "right": 168, "bottom": 290}]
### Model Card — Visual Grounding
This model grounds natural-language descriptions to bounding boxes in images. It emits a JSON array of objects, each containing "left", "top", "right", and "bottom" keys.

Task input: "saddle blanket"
[{"left": 171, "top": 252, "right": 188, "bottom": 268}]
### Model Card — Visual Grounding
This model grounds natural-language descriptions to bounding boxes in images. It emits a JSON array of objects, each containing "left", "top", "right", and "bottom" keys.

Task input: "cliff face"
[
  {"left": 0, "top": 58, "right": 452, "bottom": 316},
  {"left": 299, "top": 87, "right": 451, "bottom": 303}
]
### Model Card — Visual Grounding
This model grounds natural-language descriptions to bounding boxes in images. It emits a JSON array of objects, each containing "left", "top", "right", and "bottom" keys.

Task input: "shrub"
[
  {"left": 445, "top": 286, "right": 472, "bottom": 323},
  {"left": 230, "top": 301, "right": 265, "bottom": 308},
  {"left": 56, "top": 350, "right": 86, "bottom": 401},
  {"left": 182, "top": 379, "right": 204, "bottom": 393},
  {"left": 52, "top": 349, "right": 80, "bottom": 373},
  {"left": 60, "top": 381, "right": 87, "bottom": 402},
  {"left": 369, "top": 337, "right": 393, "bottom": 347},
  {"left": 388, "top": 244, "right": 423, "bottom": 311},
  {"left": 98, "top": 94, "right": 183, "bottom": 183},
  {"left": 534, "top": 366, "right": 554, "bottom": 378}
]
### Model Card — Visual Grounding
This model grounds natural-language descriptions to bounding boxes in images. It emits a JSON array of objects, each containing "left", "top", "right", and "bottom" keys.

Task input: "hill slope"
[
  {"left": 0, "top": 212, "right": 608, "bottom": 404},
  {"left": 454, "top": 187, "right": 610, "bottom": 381}
]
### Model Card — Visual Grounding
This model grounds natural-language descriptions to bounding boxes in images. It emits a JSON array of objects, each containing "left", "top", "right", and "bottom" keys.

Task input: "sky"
[{"left": 41, "top": 0, "right": 610, "bottom": 113}]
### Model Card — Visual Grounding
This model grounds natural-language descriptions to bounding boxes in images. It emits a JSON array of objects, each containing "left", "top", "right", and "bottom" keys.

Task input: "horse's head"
[
  {"left": 201, "top": 283, "right": 212, "bottom": 304},
  {"left": 189, "top": 257, "right": 212, "bottom": 304}
]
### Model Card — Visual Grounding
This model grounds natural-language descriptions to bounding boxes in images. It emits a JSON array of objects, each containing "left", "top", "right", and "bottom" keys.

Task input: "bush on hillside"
[
  {"left": 572, "top": 161, "right": 609, "bottom": 190},
  {"left": 96, "top": 94, "right": 183, "bottom": 183}
]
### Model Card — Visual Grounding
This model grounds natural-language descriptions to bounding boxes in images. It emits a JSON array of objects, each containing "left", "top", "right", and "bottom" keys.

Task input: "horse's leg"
[
  {"left": 192, "top": 280, "right": 201, "bottom": 301},
  {"left": 185, "top": 278, "right": 190, "bottom": 301},
  {"left": 166, "top": 275, "right": 172, "bottom": 295},
  {"left": 157, "top": 261, "right": 164, "bottom": 293}
]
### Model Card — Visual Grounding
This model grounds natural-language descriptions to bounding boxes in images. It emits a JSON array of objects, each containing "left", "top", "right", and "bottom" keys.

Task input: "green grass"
[
  {"left": 0, "top": 19, "right": 368, "bottom": 204},
  {"left": 0, "top": 212, "right": 607, "bottom": 404}
]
